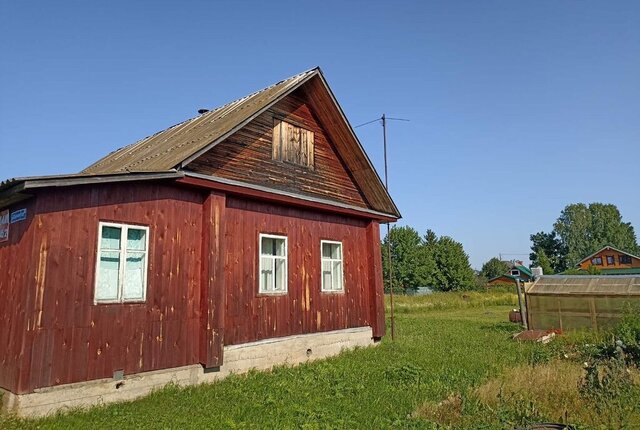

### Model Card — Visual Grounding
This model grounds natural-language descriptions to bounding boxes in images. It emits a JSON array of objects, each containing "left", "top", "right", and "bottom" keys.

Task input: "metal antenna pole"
[
  {"left": 382, "top": 114, "right": 395, "bottom": 341},
  {"left": 354, "top": 113, "right": 407, "bottom": 342}
]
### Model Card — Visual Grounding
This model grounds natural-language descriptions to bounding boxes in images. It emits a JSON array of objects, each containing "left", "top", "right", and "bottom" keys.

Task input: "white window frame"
[
  {"left": 321, "top": 240, "right": 344, "bottom": 293},
  {"left": 258, "top": 233, "right": 288, "bottom": 294},
  {"left": 510, "top": 269, "right": 520, "bottom": 276},
  {"left": 94, "top": 221, "right": 150, "bottom": 304}
]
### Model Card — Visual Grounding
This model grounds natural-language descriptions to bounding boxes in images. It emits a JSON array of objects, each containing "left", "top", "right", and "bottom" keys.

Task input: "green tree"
[
  {"left": 480, "top": 257, "right": 510, "bottom": 280},
  {"left": 553, "top": 203, "right": 639, "bottom": 267},
  {"left": 424, "top": 230, "right": 476, "bottom": 291},
  {"left": 534, "top": 248, "right": 555, "bottom": 275},
  {"left": 381, "top": 226, "right": 434, "bottom": 293},
  {"left": 529, "top": 231, "right": 567, "bottom": 273}
]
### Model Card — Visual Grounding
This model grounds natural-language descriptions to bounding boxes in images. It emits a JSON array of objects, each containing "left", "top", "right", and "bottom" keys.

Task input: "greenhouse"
[{"left": 525, "top": 275, "right": 640, "bottom": 331}]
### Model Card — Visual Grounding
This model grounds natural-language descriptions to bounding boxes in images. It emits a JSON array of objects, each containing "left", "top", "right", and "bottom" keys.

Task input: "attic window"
[
  {"left": 272, "top": 119, "right": 314, "bottom": 168},
  {"left": 620, "top": 255, "right": 632, "bottom": 264},
  {"left": 591, "top": 257, "right": 603, "bottom": 266}
]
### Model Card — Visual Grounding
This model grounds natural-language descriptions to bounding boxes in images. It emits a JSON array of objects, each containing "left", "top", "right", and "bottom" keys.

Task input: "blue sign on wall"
[{"left": 10, "top": 208, "right": 27, "bottom": 223}]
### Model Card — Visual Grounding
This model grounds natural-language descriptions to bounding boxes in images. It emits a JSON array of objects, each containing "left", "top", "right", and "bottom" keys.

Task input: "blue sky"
[{"left": 1, "top": 1, "right": 639, "bottom": 269}]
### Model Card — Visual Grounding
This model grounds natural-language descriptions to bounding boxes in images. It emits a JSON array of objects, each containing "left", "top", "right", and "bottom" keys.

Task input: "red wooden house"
[{"left": 0, "top": 68, "right": 400, "bottom": 416}]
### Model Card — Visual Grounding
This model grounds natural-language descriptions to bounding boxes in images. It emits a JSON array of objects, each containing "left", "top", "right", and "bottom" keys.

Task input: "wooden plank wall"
[
  {"left": 199, "top": 192, "right": 226, "bottom": 368},
  {"left": 1, "top": 183, "right": 204, "bottom": 394},
  {"left": 366, "top": 221, "right": 386, "bottom": 339},
  {"left": 1, "top": 180, "right": 385, "bottom": 393},
  {"left": 223, "top": 196, "right": 376, "bottom": 345},
  {"left": 188, "top": 88, "right": 370, "bottom": 209},
  {"left": 0, "top": 199, "right": 37, "bottom": 394}
]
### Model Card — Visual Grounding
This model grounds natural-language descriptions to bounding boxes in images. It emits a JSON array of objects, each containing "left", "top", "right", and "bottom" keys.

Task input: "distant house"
[
  {"left": 487, "top": 263, "right": 534, "bottom": 286},
  {"left": 576, "top": 245, "right": 640, "bottom": 275}
]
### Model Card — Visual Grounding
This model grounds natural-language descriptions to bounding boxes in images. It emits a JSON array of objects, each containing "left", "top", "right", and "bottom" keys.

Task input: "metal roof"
[
  {"left": 527, "top": 275, "right": 640, "bottom": 296},
  {"left": 1, "top": 68, "right": 400, "bottom": 218},
  {"left": 514, "top": 265, "right": 533, "bottom": 277},
  {"left": 83, "top": 69, "right": 319, "bottom": 174},
  {"left": 600, "top": 267, "right": 640, "bottom": 275}
]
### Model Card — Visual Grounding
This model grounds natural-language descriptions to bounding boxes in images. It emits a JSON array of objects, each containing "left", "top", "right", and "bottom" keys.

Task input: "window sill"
[
  {"left": 321, "top": 289, "right": 345, "bottom": 294},
  {"left": 257, "top": 291, "right": 288, "bottom": 297},
  {"left": 93, "top": 300, "right": 147, "bottom": 305}
]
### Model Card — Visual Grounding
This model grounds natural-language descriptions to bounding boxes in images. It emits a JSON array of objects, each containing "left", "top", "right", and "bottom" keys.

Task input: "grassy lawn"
[{"left": 2, "top": 291, "right": 638, "bottom": 429}]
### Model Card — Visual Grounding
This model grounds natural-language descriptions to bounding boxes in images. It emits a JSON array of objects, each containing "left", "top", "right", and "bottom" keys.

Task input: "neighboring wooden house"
[
  {"left": 487, "top": 264, "right": 534, "bottom": 286},
  {"left": 0, "top": 68, "right": 400, "bottom": 416},
  {"left": 575, "top": 245, "right": 640, "bottom": 275}
]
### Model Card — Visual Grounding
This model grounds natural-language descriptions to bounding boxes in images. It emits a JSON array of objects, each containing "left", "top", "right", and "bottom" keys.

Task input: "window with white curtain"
[
  {"left": 259, "top": 234, "right": 288, "bottom": 293},
  {"left": 321, "top": 240, "right": 343, "bottom": 292},
  {"left": 95, "top": 222, "right": 149, "bottom": 303}
]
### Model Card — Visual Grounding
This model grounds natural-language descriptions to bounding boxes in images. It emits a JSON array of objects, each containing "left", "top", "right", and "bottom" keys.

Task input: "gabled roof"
[
  {"left": 528, "top": 275, "right": 640, "bottom": 296},
  {"left": 83, "top": 69, "right": 317, "bottom": 175},
  {"left": 514, "top": 265, "right": 533, "bottom": 277},
  {"left": 576, "top": 245, "right": 640, "bottom": 266},
  {"left": 488, "top": 274, "right": 518, "bottom": 283},
  {"left": 82, "top": 67, "right": 400, "bottom": 218}
]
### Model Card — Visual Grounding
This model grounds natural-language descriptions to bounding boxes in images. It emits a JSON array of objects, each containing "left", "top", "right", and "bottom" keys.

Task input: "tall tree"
[
  {"left": 381, "top": 226, "right": 434, "bottom": 293},
  {"left": 480, "top": 257, "right": 510, "bottom": 280},
  {"left": 534, "top": 248, "right": 555, "bottom": 275},
  {"left": 425, "top": 230, "right": 476, "bottom": 291},
  {"left": 529, "top": 231, "right": 567, "bottom": 273},
  {"left": 553, "top": 203, "right": 639, "bottom": 267}
]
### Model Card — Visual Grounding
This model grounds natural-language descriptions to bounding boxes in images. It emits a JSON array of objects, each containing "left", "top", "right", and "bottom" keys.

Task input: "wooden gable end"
[
  {"left": 579, "top": 248, "right": 640, "bottom": 270},
  {"left": 187, "top": 88, "right": 369, "bottom": 209}
]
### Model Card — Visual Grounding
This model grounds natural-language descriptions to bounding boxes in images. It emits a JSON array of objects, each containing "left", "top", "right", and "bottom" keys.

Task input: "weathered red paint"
[
  {"left": 0, "top": 183, "right": 204, "bottom": 394},
  {"left": 0, "top": 180, "right": 386, "bottom": 395}
]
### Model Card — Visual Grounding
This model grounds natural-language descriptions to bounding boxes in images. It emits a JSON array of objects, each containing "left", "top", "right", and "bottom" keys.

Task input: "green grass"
[{"left": 2, "top": 292, "right": 632, "bottom": 429}]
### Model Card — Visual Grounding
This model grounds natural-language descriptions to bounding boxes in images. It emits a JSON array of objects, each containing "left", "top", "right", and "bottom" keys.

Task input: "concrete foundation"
[{"left": 1, "top": 326, "right": 374, "bottom": 418}]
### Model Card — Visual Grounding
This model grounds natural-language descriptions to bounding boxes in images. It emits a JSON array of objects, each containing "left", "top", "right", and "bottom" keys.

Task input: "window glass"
[
  {"left": 260, "top": 256, "right": 275, "bottom": 291},
  {"left": 97, "top": 251, "right": 120, "bottom": 301},
  {"left": 322, "top": 260, "right": 333, "bottom": 289},
  {"left": 259, "top": 235, "right": 287, "bottom": 293},
  {"left": 123, "top": 253, "right": 146, "bottom": 300},
  {"left": 321, "top": 241, "right": 343, "bottom": 292},
  {"left": 95, "top": 223, "right": 148, "bottom": 303},
  {"left": 127, "top": 228, "right": 147, "bottom": 251},
  {"left": 262, "top": 236, "right": 286, "bottom": 257},
  {"left": 101, "top": 226, "right": 122, "bottom": 250},
  {"left": 274, "top": 258, "right": 286, "bottom": 291},
  {"left": 322, "top": 242, "right": 341, "bottom": 259}
]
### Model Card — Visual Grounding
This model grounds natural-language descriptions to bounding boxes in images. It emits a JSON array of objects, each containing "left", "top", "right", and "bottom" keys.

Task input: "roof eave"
[{"left": 179, "top": 171, "right": 399, "bottom": 222}]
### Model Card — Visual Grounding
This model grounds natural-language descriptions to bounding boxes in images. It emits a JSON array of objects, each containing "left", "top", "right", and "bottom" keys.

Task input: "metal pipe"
[{"left": 382, "top": 114, "right": 395, "bottom": 341}]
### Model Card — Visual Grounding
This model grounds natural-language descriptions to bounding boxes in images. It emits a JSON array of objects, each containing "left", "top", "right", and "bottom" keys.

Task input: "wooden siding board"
[
  {"left": 199, "top": 192, "right": 226, "bottom": 368},
  {"left": 223, "top": 196, "right": 373, "bottom": 346},
  {"left": 2, "top": 183, "right": 204, "bottom": 393},
  {"left": 366, "top": 221, "right": 386, "bottom": 338},
  {"left": 2, "top": 177, "right": 384, "bottom": 394},
  {"left": 188, "top": 90, "right": 370, "bottom": 210}
]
